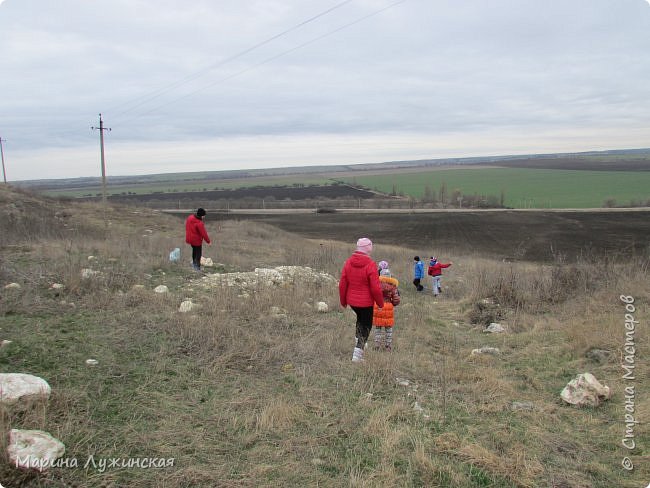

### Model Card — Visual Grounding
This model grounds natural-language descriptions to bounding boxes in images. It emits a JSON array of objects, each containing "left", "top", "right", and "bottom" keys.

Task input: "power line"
[
  {"left": 115, "top": 0, "right": 409, "bottom": 126},
  {"left": 109, "top": 0, "right": 354, "bottom": 118}
]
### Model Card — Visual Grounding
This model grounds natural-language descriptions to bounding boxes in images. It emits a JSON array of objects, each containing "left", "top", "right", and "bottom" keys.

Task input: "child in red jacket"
[
  {"left": 427, "top": 256, "right": 452, "bottom": 296},
  {"left": 372, "top": 263, "right": 401, "bottom": 351},
  {"left": 185, "top": 208, "right": 211, "bottom": 271}
]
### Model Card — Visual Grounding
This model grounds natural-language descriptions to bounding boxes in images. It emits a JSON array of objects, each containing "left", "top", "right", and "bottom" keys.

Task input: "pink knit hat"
[{"left": 356, "top": 237, "right": 373, "bottom": 254}]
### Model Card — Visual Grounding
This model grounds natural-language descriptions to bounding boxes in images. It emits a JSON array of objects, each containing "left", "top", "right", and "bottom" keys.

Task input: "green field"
[{"left": 343, "top": 168, "right": 650, "bottom": 208}]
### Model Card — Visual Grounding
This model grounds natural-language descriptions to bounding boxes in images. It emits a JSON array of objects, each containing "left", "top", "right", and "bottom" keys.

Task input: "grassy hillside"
[
  {"left": 344, "top": 168, "right": 650, "bottom": 208},
  {"left": 0, "top": 185, "right": 648, "bottom": 487}
]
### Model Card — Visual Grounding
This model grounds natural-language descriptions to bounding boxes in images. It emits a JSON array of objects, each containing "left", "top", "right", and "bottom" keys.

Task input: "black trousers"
[
  {"left": 351, "top": 306, "right": 374, "bottom": 349},
  {"left": 413, "top": 278, "right": 424, "bottom": 291},
  {"left": 191, "top": 245, "right": 202, "bottom": 268}
]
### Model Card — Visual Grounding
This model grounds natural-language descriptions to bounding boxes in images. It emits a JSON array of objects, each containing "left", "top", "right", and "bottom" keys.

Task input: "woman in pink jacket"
[{"left": 339, "top": 238, "right": 384, "bottom": 363}]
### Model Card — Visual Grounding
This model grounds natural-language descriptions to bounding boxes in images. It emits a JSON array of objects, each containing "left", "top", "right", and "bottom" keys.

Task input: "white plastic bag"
[{"left": 169, "top": 247, "right": 181, "bottom": 262}]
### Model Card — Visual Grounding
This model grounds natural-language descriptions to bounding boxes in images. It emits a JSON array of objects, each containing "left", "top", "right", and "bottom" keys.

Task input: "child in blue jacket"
[{"left": 413, "top": 256, "right": 424, "bottom": 292}]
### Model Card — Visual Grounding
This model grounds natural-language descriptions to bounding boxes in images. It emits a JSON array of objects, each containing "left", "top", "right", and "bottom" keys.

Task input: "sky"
[{"left": 1, "top": 0, "right": 650, "bottom": 181}]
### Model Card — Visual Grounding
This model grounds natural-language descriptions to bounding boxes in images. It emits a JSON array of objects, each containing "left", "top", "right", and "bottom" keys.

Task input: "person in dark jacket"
[
  {"left": 185, "top": 208, "right": 211, "bottom": 271},
  {"left": 339, "top": 237, "right": 384, "bottom": 363}
]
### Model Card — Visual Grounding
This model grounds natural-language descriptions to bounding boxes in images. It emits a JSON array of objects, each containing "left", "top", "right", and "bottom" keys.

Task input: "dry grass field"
[{"left": 0, "top": 184, "right": 648, "bottom": 487}]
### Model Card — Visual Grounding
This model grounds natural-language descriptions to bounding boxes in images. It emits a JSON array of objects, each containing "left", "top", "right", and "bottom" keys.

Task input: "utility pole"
[
  {"left": 91, "top": 114, "right": 111, "bottom": 204},
  {"left": 0, "top": 136, "right": 7, "bottom": 183}
]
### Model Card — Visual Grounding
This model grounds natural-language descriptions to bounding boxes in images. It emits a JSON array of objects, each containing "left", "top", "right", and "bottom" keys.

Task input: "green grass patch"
[{"left": 344, "top": 167, "right": 650, "bottom": 208}]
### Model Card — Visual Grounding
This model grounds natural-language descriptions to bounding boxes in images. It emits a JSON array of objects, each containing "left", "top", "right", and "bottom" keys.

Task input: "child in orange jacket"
[{"left": 373, "top": 261, "right": 401, "bottom": 351}]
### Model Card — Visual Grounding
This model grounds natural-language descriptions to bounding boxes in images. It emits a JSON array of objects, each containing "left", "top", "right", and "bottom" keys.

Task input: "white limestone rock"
[
  {"left": 0, "top": 373, "right": 51, "bottom": 405},
  {"left": 560, "top": 373, "right": 611, "bottom": 407},
  {"left": 316, "top": 302, "right": 329, "bottom": 313},
  {"left": 483, "top": 323, "right": 505, "bottom": 333},
  {"left": 471, "top": 346, "right": 501, "bottom": 356},
  {"left": 81, "top": 268, "right": 99, "bottom": 279},
  {"left": 85, "top": 359, "right": 99, "bottom": 366},
  {"left": 200, "top": 256, "right": 214, "bottom": 267},
  {"left": 154, "top": 285, "right": 169, "bottom": 294},
  {"left": 8, "top": 429, "right": 66, "bottom": 472},
  {"left": 179, "top": 300, "right": 195, "bottom": 313},
  {"left": 4, "top": 282, "right": 21, "bottom": 290},
  {"left": 511, "top": 401, "right": 536, "bottom": 411},
  {"left": 193, "top": 266, "right": 337, "bottom": 291}
]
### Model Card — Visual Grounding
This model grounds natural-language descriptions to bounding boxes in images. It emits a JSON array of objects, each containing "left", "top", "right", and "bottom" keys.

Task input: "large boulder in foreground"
[
  {"left": 8, "top": 429, "right": 66, "bottom": 471},
  {"left": 0, "top": 373, "right": 51, "bottom": 405},
  {"left": 560, "top": 373, "right": 611, "bottom": 407}
]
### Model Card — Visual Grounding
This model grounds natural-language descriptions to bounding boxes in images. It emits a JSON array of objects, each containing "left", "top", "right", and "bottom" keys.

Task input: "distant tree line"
[{"left": 603, "top": 197, "right": 650, "bottom": 208}]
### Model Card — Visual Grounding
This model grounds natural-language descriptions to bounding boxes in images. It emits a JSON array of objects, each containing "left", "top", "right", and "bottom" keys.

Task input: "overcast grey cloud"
[{"left": 1, "top": 0, "right": 649, "bottom": 180}]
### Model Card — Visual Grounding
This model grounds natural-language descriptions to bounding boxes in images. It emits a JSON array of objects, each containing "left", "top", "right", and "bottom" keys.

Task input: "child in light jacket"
[
  {"left": 373, "top": 263, "right": 401, "bottom": 351},
  {"left": 427, "top": 256, "right": 452, "bottom": 296}
]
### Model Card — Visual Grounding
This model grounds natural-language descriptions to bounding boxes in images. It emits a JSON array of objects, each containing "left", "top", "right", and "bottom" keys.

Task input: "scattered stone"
[
  {"left": 316, "top": 302, "right": 329, "bottom": 313},
  {"left": 81, "top": 268, "right": 99, "bottom": 279},
  {"left": 0, "top": 373, "right": 51, "bottom": 405},
  {"left": 282, "top": 363, "right": 294, "bottom": 372},
  {"left": 413, "top": 401, "right": 431, "bottom": 420},
  {"left": 8, "top": 429, "right": 66, "bottom": 472},
  {"left": 471, "top": 346, "right": 501, "bottom": 355},
  {"left": 50, "top": 283, "right": 64, "bottom": 290},
  {"left": 483, "top": 323, "right": 505, "bottom": 333},
  {"left": 237, "top": 293, "right": 250, "bottom": 298},
  {"left": 87, "top": 256, "right": 97, "bottom": 261},
  {"left": 178, "top": 300, "right": 195, "bottom": 313},
  {"left": 585, "top": 348, "right": 612, "bottom": 364},
  {"left": 396, "top": 378, "right": 410, "bottom": 387},
  {"left": 2, "top": 340, "right": 13, "bottom": 348},
  {"left": 4, "top": 282, "right": 21, "bottom": 290},
  {"left": 270, "top": 306, "right": 285, "bottom": 315},
  {"left": 131, "top": 284, "right": 145, "bottom": 290},
  {"left": 560, "top": 373, "right": 611, "bottom": 407},
  {"left": 85, "top": 359, "right": 98, "bottom": 366},
  {"left": 200, "top": 256, "right": 214, "bottom": 267},
  {"left": 154, "top": 285, "right": 169, "bottom": 294},
  {"left": 511, "top": 401, "right": 536, "bottom": 411}
]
